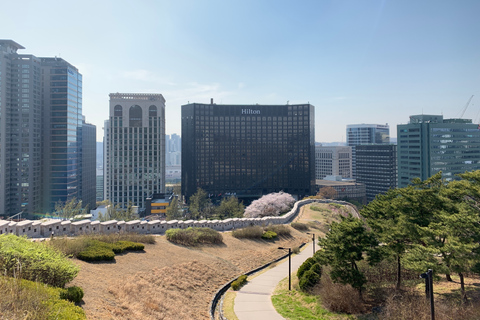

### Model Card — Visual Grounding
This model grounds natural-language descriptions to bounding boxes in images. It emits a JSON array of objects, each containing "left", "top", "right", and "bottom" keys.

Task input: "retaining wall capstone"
[{"left": 0, "top": 199, "right": 356, "bottom": 238}]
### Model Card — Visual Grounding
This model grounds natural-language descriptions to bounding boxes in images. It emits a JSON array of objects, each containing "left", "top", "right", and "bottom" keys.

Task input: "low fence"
[{"left": 0, "top": 199, "right": 355, "bottom": 239}]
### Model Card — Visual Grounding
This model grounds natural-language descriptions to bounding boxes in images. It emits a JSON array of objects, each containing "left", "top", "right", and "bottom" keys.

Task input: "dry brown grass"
[
  {"left": 379, "top": 288, "right": 480, "bottom": 320},
  {"left": 69, "top": 229, "right": 308, "bottom": 319},
  {"left": 317, "top": 274, "right": 365, "bottom": 314}
]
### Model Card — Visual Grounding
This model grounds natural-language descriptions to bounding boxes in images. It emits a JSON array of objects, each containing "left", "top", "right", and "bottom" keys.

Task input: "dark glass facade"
[
  {"left": 355, "top": 144, "right": 397, "bottom": 203},
  {"left": 181, "top": 103, "right": 315, "bottom": 201},
  {"left": 41, "top": 58, "right": 83, "bottom": 212}
]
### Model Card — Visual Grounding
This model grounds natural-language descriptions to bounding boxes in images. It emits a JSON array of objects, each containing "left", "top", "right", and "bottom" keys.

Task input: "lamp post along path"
[{"left": 278, "top": 247, "right": 292, "bottom": 290}]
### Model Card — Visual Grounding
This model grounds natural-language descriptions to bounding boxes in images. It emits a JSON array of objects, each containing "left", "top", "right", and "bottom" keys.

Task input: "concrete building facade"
[
  {"left": 105, "top": 93, "right": 166, "bottom": 209},
  {"left": 397, "top": 114, "right": 480, "bottom": 188},
  {"left": 315, "top": 145, "right": 352, "bottom": 180}
]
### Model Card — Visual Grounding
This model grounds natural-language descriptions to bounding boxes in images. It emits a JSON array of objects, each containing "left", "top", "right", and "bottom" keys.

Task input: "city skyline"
[{"left": 2, "top": 0, "right": 479, "bottom": 142}]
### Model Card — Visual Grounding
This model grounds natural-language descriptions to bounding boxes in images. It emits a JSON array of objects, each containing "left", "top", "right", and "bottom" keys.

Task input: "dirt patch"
[{"left": 70, "top": 229, "right": 307, "bottom": 319}]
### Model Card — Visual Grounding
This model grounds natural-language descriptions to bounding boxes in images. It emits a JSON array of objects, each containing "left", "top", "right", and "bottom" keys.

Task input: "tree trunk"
[
  {"left": 396, "top": 254, "right": 401, "bottom": 290},
  {"left": 446, "top": 273, "right": 453, "bottom": 282},
  {"left": 459, "top": 272, "right": 468, "bottom": 303}
]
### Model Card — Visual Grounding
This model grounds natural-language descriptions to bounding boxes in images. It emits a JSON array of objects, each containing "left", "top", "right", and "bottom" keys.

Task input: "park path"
[{"left": 233, "top": 242, "right": 318, "bottom": 320}]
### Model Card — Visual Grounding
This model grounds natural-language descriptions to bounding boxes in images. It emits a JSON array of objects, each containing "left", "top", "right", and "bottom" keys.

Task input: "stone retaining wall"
[{"left": 0, "top": 199, "right": 355, "bottom": 238}]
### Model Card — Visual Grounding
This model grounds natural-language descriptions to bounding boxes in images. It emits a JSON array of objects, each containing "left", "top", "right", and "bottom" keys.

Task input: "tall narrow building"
[
  {"left": 397, "top": 115, "right": 480, "bottom": 187},
  {"left": 40, "top": 57, "right": 83, "bottom": 212},
  {"left": 81, "top": 118, "right": 97, "bottom": 210},
  {"left": 182, "top": 102, "right": 315, "bottom": 202},
  {"left": 0, "top": 40, "right": 42, "bottom": 215},
  {"left": 105, "top": 93, "right": 166, "bottom": 209}
]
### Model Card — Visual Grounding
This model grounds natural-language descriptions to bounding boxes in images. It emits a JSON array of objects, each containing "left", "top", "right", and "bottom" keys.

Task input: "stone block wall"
[{"left": 0, "top": 199, "right": 355, "bottom": 238}]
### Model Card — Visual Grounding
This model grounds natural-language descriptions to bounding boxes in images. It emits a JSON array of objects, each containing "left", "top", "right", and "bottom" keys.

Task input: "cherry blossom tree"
[{"left": 244, "top": 191, "right": 295, "bottom": 218}]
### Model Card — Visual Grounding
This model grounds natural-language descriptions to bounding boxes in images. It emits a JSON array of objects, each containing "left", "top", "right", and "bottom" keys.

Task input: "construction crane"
[{"left": 457, "top": 95, "right": 474, "bottom": 118}]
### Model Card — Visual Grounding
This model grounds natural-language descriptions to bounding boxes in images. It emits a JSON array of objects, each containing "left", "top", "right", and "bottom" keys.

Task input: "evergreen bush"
[
  {"left": 291, "top": 222, "right": 309, "bottom": 231},
  {"left": 231, "top": 275, "right": 248, "bottom": 291},
  {"left": 60, "top": 286, "right": 84, "bottom": 303}
]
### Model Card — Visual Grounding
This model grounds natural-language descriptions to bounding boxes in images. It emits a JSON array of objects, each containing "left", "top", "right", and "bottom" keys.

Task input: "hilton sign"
[{"left": 241, "top": 109, "right": 260, "bottom": 115}]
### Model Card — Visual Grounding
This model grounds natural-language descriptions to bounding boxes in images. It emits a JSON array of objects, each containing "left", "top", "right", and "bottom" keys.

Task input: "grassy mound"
[{"left": 166, "top": 227, "right": 223, "bottom": 246}]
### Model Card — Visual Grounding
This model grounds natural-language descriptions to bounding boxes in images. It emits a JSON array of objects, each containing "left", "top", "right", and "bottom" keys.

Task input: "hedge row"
[
  {"left": 76, "top": 240, "right": 144, "bottom": 262},
  {"left": 232, "top": 225, "right": 292, "bottom": 240}
]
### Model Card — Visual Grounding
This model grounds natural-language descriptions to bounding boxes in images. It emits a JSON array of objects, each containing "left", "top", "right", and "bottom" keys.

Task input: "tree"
[
  {"left": 215, "top": 196, "right": 244, "bottom": 219},
  {"left": 188, "top": 188, "right": 211, "bottom": 220},
  {"left": 316, "top": 186, "right": 338, "bottom": 199},
  {"left": 243, "top": 191, "right": 295, "bottom": 218},
  {"left": 361, "top": 172, "right": 446, "bottom": 290},
  {"left": 166, "top": 197, "right": 183, "bottom": 221},
  {"left": 53, "top": 197, "right": 86, "bottom": 220},
  {"left": 405, "top": 172, "right": 480, "bottom": 301},
  {"left": 317, "top": 214, "right": 378, "bottom": 299},
  {"left": 98, "top": 201, "right": 139, "bottom": 222}
]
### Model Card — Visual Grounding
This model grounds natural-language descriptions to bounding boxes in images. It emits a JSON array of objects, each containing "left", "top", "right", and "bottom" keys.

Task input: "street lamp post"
[
  {"left": 306, "top": 232, "right": 315, "bottom": 255},
  {"left": 278, "top": 247, "right": 292, "bottom": 290}
]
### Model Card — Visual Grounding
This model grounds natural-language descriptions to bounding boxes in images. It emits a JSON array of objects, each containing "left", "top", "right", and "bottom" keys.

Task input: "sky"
[{"left": 2, "top": 0, "right": 480, "bottom": 142}]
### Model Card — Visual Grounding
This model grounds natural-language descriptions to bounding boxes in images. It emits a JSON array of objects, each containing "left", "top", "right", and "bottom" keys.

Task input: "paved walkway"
[{"left": 234, "top": 242, "right": 317, "bottom": 320}]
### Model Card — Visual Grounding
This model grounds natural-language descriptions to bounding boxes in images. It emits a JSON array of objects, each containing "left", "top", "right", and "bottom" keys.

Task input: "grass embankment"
[{"left": 49, "top": 233, "right": 154, "bottom": 262}]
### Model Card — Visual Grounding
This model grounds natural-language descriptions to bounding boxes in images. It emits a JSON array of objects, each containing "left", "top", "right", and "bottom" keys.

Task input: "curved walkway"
[{"left": 234, "top": 242, "right": 318, "bottom": 320}]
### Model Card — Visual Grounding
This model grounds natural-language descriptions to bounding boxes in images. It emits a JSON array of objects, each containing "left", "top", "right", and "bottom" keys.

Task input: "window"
[
  {"left": 129, "top": 105, "right": 142, "bottom": 127},
  {"left": 149, "top": 105, "right": 157, "bottom": 117},
  {"left": 114, "top": 105, "right": 123, "bottom": 117}
]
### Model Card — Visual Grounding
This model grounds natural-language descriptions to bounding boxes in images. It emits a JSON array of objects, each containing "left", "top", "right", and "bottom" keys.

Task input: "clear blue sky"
[{"left": 2, "top": 0, "right": 480, "bottom": 142}]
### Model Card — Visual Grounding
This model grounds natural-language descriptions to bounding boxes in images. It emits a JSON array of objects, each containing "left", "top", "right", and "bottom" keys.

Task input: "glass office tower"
[
  {"left": 181, "top": 103, "right": 315, "bottom": 202},
  {"left": 0, "top": 40, "right": 43, "bottom": 215},
  {"left": 41, "top": 58, "right": 83, "bottom": 212}
]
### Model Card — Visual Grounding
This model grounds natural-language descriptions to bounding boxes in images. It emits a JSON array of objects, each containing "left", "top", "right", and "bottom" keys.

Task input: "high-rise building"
[
  {"left": 315, "top": 145, "right": 352, "bottom": 180},
  {"left": 40, "top": 57, "right": 84, "bottom": 212},
  {"left": 0, "top": 40, "right": 94, "bottom": 216},
  {"left": 346, "top": 123, "right": 390, "bottom": 178},
  {"left": 355, "top": 144, "right": 397, "bottom": 202},
  {"left": 0, "top": 40, "right": 43, "bottom": 215},
  {"left": 105, "top": 93, "right": 166, "bottom": 209},
  {"left": 181, "top": 102, "right": 315, "bottom": 201},
  {"left": 81, "top": 118, "right": 96, "bottom": 210},
  {"left": 397, "top": 114, "right": 480, "bottom": 188}
]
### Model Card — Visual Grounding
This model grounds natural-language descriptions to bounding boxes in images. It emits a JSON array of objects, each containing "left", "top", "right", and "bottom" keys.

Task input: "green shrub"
[
  {"left": 0, "top": 234, "right": 79, "bottom": 287},
  {"left": 261, "top": 230, "right": 277, "bottom": 240},
  {"left": 77, "top": 244, "right": 115, "bottom": 262},
  {"left": 60, "top": 286, "right": 84, "bottom": 303},
  {"left": 231, "top": 275, "right": 248, "bottom": 291},
  {"left": 299, "top": 269, "right": 321, "bottom": 291},
  {"left": 297, "top": 257, "right": 315, "bottom": 279},
  {"left": 111, "top": 241, "right": 144, "bottom": 253},
  {"left": 166, "top": 227, "right": 223, "bottom": 246},
  {"left": 264, "top": 225, "right": 291, "bottom": 236},
  {"left": 291, "top": 222, "right": 309, "bottom": 231},
  {"left": 231, "top": 226, "right": 264, "bottom": 239}
]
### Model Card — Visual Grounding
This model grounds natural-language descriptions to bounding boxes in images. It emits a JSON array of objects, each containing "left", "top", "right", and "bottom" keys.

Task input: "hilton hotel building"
[{"left": 181, "top": 102, "right": 315, "bottom": 202}]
